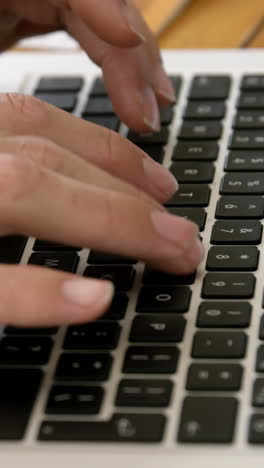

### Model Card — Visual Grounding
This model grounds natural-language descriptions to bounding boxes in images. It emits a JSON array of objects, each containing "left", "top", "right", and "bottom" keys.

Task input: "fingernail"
[
  {"left": 122, "top": 0, "right": 146, "bottom": 42},
  {"left": 155, "top": 66, "right": 176, "bottom": 103},
  {"left": 143, "top": 86, "right": 161, "bottom": 132},
  {"left": 151, "top": 210, "right": 202, "bottom": 252},
  {"left": 62, "top": 278, "right": 114, "bottom": 308},
  {"left": 143, "top": 157, "right": 178, "bottom": 198},
  {"left": 187, "top": 238, "right": 205, "bottom": 264}
]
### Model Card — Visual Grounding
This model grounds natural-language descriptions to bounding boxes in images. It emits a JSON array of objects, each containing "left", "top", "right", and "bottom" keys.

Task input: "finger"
[
  {"left": 0, "top": 94, "right": 177, "bottom": 202},
  {"left": 0, "top": 153, "right": 204, "bottom": 274},
  {"left": 0, "top": 136, "right": 163, "bottom": 205},
  {"left": 0, "top": 264, "right": 114, "bottom": 326}
]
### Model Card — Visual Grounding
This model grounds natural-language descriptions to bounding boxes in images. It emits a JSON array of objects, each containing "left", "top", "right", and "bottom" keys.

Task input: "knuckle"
[
  {"left": 14, "top": 136, "right": 60, "bottom": 169},
  {"left": 0, "top": 93, "right": 48, "bottom": 132}
]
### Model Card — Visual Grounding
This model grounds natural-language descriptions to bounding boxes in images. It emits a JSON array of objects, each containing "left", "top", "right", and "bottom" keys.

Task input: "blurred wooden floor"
[{"left": 138, "top": 0, "right": 264, "bottom": 48}]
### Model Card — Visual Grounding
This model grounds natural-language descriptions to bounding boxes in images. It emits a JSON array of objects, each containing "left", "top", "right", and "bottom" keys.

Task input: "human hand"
[
  {"left": 0, "top": 0, "right": 176, "bottom": 132},
  {"left": 0, "top": 94, "right": 204, "bottom": 326}
]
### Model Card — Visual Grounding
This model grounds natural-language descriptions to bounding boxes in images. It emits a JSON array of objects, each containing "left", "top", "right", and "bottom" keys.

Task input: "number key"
[{"left": 211, "top": 220, "right": 262, "bottom": 244}]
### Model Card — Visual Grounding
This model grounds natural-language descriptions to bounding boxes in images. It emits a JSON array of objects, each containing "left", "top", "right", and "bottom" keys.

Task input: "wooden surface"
[{"left": 136, "top": 0, "right": 264, "bottom": 48}]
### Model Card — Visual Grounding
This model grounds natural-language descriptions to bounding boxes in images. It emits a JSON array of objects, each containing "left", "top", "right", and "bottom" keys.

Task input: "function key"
[
  {"left": 83, "top": 97, "right": 114, "bottom": 115},
  {"left": 136, "top": 286, "right": 191, "bottom": 313},
  {"left": 172, "top": 141, "right": 219, "bottom": 161},
  {"left": 256, "top": 345, "right": 264, "bottom": 372},
  {"left": 178, "top": 396, "right": 237, "bottom": 443},
  {"left": 202, "top": 273, "right": 255, "bottom": 299},
  {"left": 36, "top": 77, "right": 83, "bottom": 93},
  {"left": 89, "top": 77, "right": 107, "bottom": 96},
  {"left": 160, "top": 107, "right": 174, "bottom": 125},
  {"left": 135, "top": 144, "right": 165, "bottom": 164},
  {"left": 84, "top": 266, "right": 135, "bottom": 292},
  {"left": 170, "top": 162, "right": 215, "bottom": 183},
  {"left": 178, "top": 121, "right": 222, "bottom": 140},
  {"left": 220, "top": 173, "right": 264, "bottom": 194},
  {"left": 241, "top": 75, "right": 264, "bottom": 91},
  {"left": 99, "top": 294, "right": 128, "bottom": 320},
  {"left": 215, "top": 196, "right": 264, "bottom": 219},
  {"left": 34, "top": 93, "right": 77, "bottom": 112},
  {"left": 88, "top": 251, "right": 137, "bottom": 265},
  {"left": 169, "top": 75, "right": 182, "bottom": 97},
  {"left": 252, "top": 378, "right": 264, "bottom": 407},
  {"left": 233, "top": 111, "right": 264, "bottom": 129},
  {"left": 225, "top": 151, "right": 264, "bottom": 171},
  {"left": 210, "top": 220, "right": 262, "bottom": 245},
  {"left": 189, "top": 75, "right": 231, "bottom": 100},
  {"left": 39, "top": 414, "right": 166, "bottom": 443},
  {"left": 143, "top": 266, "right": 195, "bottom": 285},
  {"left": 192, "top": 331, "right": 247, "bottom": 358},
  {"left": 129, "top": 315, "right": 186, "bottom": 343},
  {"left": 55, "top": 353, "right": 112, "bottom": 381},
  {"left": 115, "top": 379, "right": 172, "bottom": 407},
  {"left": 82, "top": 115, "right": 119, "bottom": 131},
  {"left": 28, "top": 252, "right": 79, "bottom": 273},
  {"left": 249, "top": 415, "right": 264, "bottom": 443},
  {"left": 128, "top": 127, "right": 169, "bottom": 145},
  {"left": 168, "top": 207, "right": 206, "bottom": 231},
  {"left": 64, "top": 322, "right": 121, "bottom": 350},
  {"left": 184, "top": 101, "right": 226, "bottom": 120},
  {"left": 123, "top": 346, "right": 179, "bottom": 374},
  {"left": 0, "top": 235, "right": 27, "bottom": 264},
  {"left": 237, "top": 93, "right": 264, "bottom": 110},
  {"left": 0, "top": 337, "right": 52, "bottom": 365},
  {"left": 229, "top": 131, "right": 264, "bottom": 149},
  {"left": 186, "top": 363, "right": 243, "bottom": 391},
  {"left": 259, "top": 315, "right": 264, "bottom": 340},
  {"left": 46, "top": 385, "right": 103, "bottom": 415},
  {"left": 165, "top": 184, "right": 211, "bottom": 207},
  {"left": 197, "top": 301, "right": 251, "bottom": 328},
  {"left": 206, "top": 246, "right": 259, "bottom": 271}
]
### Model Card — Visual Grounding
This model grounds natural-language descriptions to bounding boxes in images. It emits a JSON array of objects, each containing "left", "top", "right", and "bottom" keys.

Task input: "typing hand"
[
  {"left": 0, "top": 95, "right": 204, "bottom": 326},
  {"left": 0, "top": 0, "right": 175, "bottom": 132}
]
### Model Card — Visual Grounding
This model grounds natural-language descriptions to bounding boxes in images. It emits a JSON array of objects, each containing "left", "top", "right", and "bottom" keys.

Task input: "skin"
[{"left": 0, "top": 0, "right": 204, "bottom": 326}]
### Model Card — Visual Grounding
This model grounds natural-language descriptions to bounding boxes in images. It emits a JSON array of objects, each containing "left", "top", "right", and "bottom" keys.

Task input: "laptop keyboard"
[{"left": 1, "top": 72, "right": 264, "bottom": 446}]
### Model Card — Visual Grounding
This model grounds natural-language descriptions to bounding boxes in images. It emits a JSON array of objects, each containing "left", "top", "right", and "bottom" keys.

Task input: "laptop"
[{"left": 1, "top": 49, "right": 264, "bottom": 467}]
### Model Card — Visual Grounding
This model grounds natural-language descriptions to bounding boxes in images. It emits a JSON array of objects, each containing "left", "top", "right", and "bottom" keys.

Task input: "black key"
[
  {"left": 234, "top": 111, "right": 264, "bottom": 129},
  {"left": 225, "top": 151, "right": 264, "bottom": 171},
  {"left": 128, "top": 127, "right": 169, "bottom": 145},
  {"left": 241, "top": 75, "right": 264, "bottom": 91},
  {"left": 169, "top": 75, "right": 182, "bottom": 96},
  {"left": 34, "top": 93, "right": 76, "bottom": 111},
  {"left": 168, "top": 207, "right": 206, "bottom": 231},
  {"left": 123, "top": 346, "right": 179, "bottom": 374},
  {"left": 221, "top": 173, "right": 264, "bottom": 195},
  {"left": 28, "top": 252, "right": 79, "bottom": 273},
  {"left": 178, "top": 396, "right": 237, "bottom": 443},
  {"left": 202, "top": 273, "right": 255, "bottom": 298},
  {"left": 90, "top": 77, "right": 107, "bottom": 96},
  {"left": 82, "top": 115, "right": 119, "bottom": 131},
  {"left": 88, "top": 251, "right": 137, "bottom": 264},
  {"left": 165, "top": 184, "right": 211, "bottom": 207},
  {"left": 136, "top": 286, "right": 191, "bottom": 313},
  {"left": 238, "top": 93, "right": 264, "bottom": 109},
  {"left": 229, "top": 131, "right": 264, "bottom": 150},
  {"left": 0, "top": 337, "right": 52, "bottom": 365},
  {"left": 100, "top": 294, "right": 128, "bottom": 320},
  {"left": 115, "top": 379, "right": 172, "bottom": 407},
  {"left": 259, "top": 315, "right": 264, "bottom": 340},
  {"left": 172, "top": 141, "right": 219, "bottom": 161},
  {"left": 186, "top": 364, "right": 243, "bottom": 390},
  {"left": 4, "top": 326, "right": 58, "bottom": 335},
  {"left": 0, "top": 369, "right": 42, "bottom": 440},
  {"left": 249, "top": 415, "right": 264, "bottom": 443},
  {"left": 189, "top": 75, "right": 231, "bottom": 100},
  {"left": 39, "top": 414, "right": 165, "bottom": 442},
  {"left": 211, "top": 220, "right": 262, "bottom": 244},
  {"left": 64, "top": 322, "right": 121, "bottom": 350},
  {"left": 83, "top": 97, "right": 114, "bottom": 115},
  {"left": 216, "top": 196, "right": 264, "bottom": 219},
  {"left": 0, "top": 235, "right": 27, "bottom": 263},
  {"left": 33, "top": 240, "right": 81, "bottom": 251},
  {"left": 84, "top": 266, "right": 135, "bottom": 292},
  {"left": 197, "top": 301, "right": 251, "bottom": 328},
  {"left": 184, "top": 101, "right": 226, "bottom": 119},
  {"left": 135, "top": 144, "right": 165, "bottom": 163},
  {"left": 160, "top": 107, "right": 174, "bottom": 125},
  {"left": 36, "top": 77, "right": 83, "bottom": 93},
  {"left": 252, "top": 379, "right": 264, "bottom": 407},
  {"left": 46, "top": 385, "right": 103, "bottom": 415},
  {"left": 170, "top": 162, "right": 215, "bottom": 183},
  {"left": 192, "top": 331, "right": 247, "bottom": 358},
  {"left": 256, "top": 345, "right": 264, "bottom": 372},
  {"left": 55, "top": 353, "right": 112, "bottom": 381},
  {"left": 178, "top": 121, "right": 222, "bottom": 140},
  {"left": 130, "top": 315, "right": 186, "bottom": 343},
  {"left": 143, "top": 266, "right": 195, "bottom": 285},
  {"left": 206, "top": 246, "right": 259, "bottom": 271}
]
